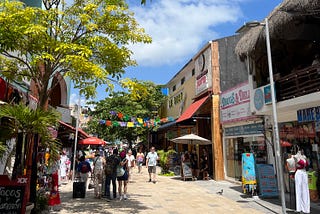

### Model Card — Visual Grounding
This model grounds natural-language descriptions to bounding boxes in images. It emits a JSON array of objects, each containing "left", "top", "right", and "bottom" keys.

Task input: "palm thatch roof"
[{"left": 235, "top": 0, "right": 320, "bottom": 60}]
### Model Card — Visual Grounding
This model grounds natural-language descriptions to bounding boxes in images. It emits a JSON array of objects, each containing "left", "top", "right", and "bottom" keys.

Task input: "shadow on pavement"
[{"left": 59, "top": 188, "right": 151, "bottom": 214}]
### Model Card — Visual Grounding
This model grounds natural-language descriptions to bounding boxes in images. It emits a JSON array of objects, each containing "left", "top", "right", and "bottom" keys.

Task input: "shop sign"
[
  {"left": 196, "top": 70, "right": 208, "bottom": 95},
  {"left": 256, "top": 164, "right": 278, "bottom": 198},
  {"left": 221, "top": 82, "right": 251, "bottom": 123},
  {"left": 252, "top": 84, "right": 276, "bottom": 112},
  {"left": 168, "top": 91, "right": 184, "bottom": 108},
  {"left": 0, "top": 175, "right": 28, "bottom": 214},
  {"left": 224, "top": 123, "right": 264, "bottom": 137},
  {"left": 297, "top": 106, "right": 320, "bottom": 123}
]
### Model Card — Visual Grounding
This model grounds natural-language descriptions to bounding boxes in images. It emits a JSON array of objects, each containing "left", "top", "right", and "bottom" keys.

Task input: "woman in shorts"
[{"left": 117, "top": 150, "right": 129, "bottom": 200}]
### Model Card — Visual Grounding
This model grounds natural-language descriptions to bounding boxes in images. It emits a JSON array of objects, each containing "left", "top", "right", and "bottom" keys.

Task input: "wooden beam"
[{"left": 211, "top": 41, "right": 224, "bottom": 180}]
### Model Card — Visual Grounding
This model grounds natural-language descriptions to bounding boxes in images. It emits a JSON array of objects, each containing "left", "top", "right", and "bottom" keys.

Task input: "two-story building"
[{"left": 235, "top": 0, "right": 320, "bottom": 188}]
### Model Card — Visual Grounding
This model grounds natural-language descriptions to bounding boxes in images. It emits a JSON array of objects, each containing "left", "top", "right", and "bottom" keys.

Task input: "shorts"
[
  {"left": 117, "top": 171, "right": 128, "bottom": 181},
  {"left": 148, "top": 166, "right": 156, "bottom": 174},
  {"left": 138, "top": 161, "right": 143, "bottom": 167}
]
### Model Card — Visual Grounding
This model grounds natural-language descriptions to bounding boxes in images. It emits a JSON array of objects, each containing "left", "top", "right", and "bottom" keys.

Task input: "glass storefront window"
[{"left": 226, "top": 136, "right": 267, "bottom": 180}]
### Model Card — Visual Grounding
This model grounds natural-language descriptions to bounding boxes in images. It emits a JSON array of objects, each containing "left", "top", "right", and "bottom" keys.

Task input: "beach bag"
[{"left": 116, "top": 165, "right": 125, "bottom": 177}]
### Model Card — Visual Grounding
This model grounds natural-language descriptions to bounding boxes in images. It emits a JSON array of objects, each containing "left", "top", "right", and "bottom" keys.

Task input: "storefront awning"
[
  {"left": 157, "top": 120, "right": 176, "bottom": 131},
  {"left": 176, "top": 95, "right": 209, "bottom": 123},
  {"left": 58, "top": 121, "right": 90, "bottom": 139}
]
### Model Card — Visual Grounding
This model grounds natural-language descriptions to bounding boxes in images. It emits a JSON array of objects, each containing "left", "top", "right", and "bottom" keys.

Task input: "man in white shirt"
[
  {"left": 126, "top": 149, "right": 135, "bottom": 183},
  {"left": 146, "top": 147, "right": 159, "bottom": 183}
]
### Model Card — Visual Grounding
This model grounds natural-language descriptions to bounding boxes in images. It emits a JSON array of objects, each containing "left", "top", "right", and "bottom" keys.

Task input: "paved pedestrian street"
[{"left": 55, "top": 167, "right": 290, "bottom": 214}]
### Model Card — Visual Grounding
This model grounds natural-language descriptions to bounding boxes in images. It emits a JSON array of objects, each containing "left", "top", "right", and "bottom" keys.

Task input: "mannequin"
[{"left": 294, "top": 150, "right": 310, "bottom": 213}]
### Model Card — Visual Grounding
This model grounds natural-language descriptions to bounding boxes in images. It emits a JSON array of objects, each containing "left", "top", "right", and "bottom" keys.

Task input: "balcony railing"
[{"left": 276, "top": 64, "right": 320, "bottom": 101}]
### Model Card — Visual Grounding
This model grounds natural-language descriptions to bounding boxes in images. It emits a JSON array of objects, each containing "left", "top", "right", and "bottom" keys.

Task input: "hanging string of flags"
[{"left": 98, "top": 110, "right": 175, "bottom": 128}]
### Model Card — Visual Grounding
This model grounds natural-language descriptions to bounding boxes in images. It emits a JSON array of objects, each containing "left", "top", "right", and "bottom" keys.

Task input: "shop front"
[
  {"left": 280, "top": 106, "right": 320, "bottom": 171},
  {"left": 221, "top": 82, "right": 267, "bottom": 181},
  {"left": 224, "top": 123, "right": 267, "bottom": 181}
]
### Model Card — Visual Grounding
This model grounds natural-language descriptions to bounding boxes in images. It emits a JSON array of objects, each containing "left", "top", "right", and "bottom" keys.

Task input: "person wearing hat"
[{"left": 93, "top": 150, "right": 105, "bottom": 198}]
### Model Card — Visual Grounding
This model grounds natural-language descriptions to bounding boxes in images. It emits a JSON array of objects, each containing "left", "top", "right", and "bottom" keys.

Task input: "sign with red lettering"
[
  {"left": 220, "top": 82, "right": 253, "bottom": 123},
  {"left": 256, "top": 164, "right": 278, "bottom": 198}
]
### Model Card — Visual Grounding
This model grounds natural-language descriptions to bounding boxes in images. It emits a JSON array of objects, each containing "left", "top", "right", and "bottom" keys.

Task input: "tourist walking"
[
  {"left": 126, "top": 149, "right": 135, "bottom": 182},
  {"left": 117, "top": 150, "right": 129, "bottom": 200},
  {"left": 136, "top": 148, "right": 145, "bottom": 173},
  {"left": 77, "top": 156, "right": 92, "bottom": 187},
  {"left": 146, "top": 146, "right": 159, "bottom": 183},
  {"left": 104, "top": 149, "right": 120, "bottom": 200},
  {"left": 93, "top": 151, "right": 104, "bottom": 199}
]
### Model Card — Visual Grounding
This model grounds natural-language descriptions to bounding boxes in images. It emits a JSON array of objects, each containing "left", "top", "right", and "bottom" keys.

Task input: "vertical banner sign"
[
  {"left": 241, "top": 153, "right": 256, "bottom": 193},
  {"left": 256, "top": 164, "right": 279, "bottom": 198}
]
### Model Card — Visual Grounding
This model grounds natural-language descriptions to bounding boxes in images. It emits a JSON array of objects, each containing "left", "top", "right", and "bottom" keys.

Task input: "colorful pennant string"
[{"left": 97, "top": 110, "right": 175, "bottom": 128}]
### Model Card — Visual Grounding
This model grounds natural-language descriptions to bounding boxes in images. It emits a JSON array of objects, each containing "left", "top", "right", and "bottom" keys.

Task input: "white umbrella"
[{"left": 170, "top": 134, "right": 211, "bottom": 145}]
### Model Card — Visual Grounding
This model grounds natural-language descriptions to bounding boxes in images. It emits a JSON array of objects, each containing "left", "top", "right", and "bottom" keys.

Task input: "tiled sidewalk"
[{"left": 54, "top": 167, "right": 319, "bottom": 213}]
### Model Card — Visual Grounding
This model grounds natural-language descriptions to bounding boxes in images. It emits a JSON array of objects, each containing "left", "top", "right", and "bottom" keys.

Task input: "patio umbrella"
[
  {"left": 78, "top": 137, "right": 106, "bottom": 146},
  {"left": 170, "top": 134, "right": 211, "bottom": 145}
]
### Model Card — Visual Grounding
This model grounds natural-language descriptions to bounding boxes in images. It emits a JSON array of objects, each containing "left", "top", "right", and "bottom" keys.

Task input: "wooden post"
[{"left": 211, "top": 41, "right": 224, "bottom": 180}]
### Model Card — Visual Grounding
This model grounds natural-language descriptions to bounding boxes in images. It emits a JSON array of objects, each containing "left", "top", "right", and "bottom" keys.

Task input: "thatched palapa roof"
[{"left": 235, "top": 0, "right": 320, "bottom": 60}]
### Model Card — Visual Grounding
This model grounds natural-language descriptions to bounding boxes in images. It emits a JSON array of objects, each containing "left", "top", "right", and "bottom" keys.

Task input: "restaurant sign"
[{"left": 221, "top": 82, "right": 251, "bottom": 123}]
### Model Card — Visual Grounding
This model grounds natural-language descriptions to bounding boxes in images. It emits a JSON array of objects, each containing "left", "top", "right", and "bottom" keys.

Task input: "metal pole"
[
  {"left": 265, "top": 18, "right": 287, "bottom": 214},
  {"left": 72, "top": 92, "right": 81, "bottom": 181}
]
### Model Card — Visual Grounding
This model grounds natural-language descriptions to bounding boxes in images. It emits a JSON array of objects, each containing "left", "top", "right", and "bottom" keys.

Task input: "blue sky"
[{"left": 70, "top": 0, "right": 283, "bottom": 105}]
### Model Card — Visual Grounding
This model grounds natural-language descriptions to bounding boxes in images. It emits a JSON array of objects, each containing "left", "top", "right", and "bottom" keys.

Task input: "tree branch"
[{"left": 1, "top": 51, "right": 33, "bottom": 73}]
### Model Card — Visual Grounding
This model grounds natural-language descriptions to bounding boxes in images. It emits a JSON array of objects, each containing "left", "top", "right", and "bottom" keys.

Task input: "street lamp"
[{"left": 236, "top": 18, "right": 286, "bottom": 214}]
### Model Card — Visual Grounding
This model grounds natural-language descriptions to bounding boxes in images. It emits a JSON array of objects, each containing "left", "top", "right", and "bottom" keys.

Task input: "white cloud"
[
  {"left": 129, "top": 0, "right": 243, "bottom": 67},
  {"left": 69, "top": 93, "right": 89, "bottom": 107}
]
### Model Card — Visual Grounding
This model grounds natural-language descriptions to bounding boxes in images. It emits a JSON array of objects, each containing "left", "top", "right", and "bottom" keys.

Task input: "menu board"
[
  {"left": 256, "top": 164, "right": 279, "bottom": 198},
  {"left": 0, "top": 175, "right": 28, "bottom": 214}
]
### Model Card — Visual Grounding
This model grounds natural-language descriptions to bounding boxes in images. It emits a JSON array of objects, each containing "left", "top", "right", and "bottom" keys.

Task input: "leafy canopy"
[
  {"left": 0, "top": 103, "right": 61, "bottom": 161},
  {"left": 0, "top": 0, "right": 151, "bottom": 107},
  {"left": 87, "top": 79, "right": 165, "bottom": 144}
]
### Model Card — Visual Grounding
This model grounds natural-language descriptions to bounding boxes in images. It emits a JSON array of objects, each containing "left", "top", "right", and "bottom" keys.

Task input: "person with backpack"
[
  {"left": 103, "top": 149, "right": 120, "bottom": 200},
  {"left": 77, "top": 156, "right": 92, "bottom": 187}
]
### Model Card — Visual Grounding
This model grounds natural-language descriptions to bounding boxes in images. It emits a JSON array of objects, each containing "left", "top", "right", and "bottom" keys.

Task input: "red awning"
[
  {"left": 176, "top": 95, "right": 209, "bottom": 123},
  {"left": 78, "top": 137, "right": 105, "bottom": 146},
  {"left": 58, "top": 121, "right": 90, "bottom": 139}
]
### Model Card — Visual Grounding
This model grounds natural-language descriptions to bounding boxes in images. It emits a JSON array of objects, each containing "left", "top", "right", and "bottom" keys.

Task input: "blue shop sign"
[
  {"left": 297, "top": 106, "right": 320, "bottom": 123},
  {"left": 225, "top": 123, "right": 264, "bottom": 136}
]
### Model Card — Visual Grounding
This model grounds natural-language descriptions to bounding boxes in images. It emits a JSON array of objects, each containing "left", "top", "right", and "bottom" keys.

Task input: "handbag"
[
  {"left": 116, "top": 165, "right": 125, "bottom": 177},
  {"left": 88, "top": 178, "right": 94, "bottom": 189}
]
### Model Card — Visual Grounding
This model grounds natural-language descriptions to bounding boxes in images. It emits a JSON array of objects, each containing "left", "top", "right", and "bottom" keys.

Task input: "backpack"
[
  {"left": 105, "top": 155, "right": 118, "bottom": 175},
  {"left": 80, "top": 162, "right": 89, "bottom": 173}
]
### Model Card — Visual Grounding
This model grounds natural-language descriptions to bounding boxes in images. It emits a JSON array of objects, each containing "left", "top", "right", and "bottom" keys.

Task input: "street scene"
[
  {"left": 55, "top": 167, "right": 292, "bottom": 214},
  {"left": 1, "top": 0, "right": 320, "bottom": 214}
]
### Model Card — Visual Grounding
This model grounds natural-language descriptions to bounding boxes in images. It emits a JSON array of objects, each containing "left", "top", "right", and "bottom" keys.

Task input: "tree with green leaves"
[
  {"left": 0, "top": 0, "right": 151, "bottom": 109},
  {"left": 87, "top": 79, "right": 166, "bottom": 147}
]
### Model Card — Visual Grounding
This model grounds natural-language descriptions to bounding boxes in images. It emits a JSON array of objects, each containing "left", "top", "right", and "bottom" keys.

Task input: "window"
[
  {"left": 181, "top": 77, "right": 185, "bottom": 85},
  {"left": 172, "top": 85, "right": 176, "bottom": 92},
  {"left": 192, "top": 69, "right": 195, "bottom": 76}
]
